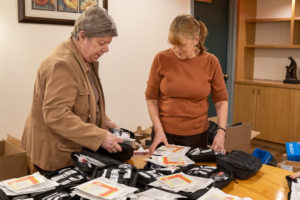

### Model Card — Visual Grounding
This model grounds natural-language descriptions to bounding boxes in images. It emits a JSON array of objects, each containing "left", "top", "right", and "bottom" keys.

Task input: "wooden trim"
[
  {"left": 245, "top": 18, "right": 291, "bottom": 23},
  {"left": 245, "top": 44, "right": 300, "bottom": 48},
  {"left": 195, "top": 0, "right": 212, "bottom": 3},
  {"left": 295, "top": 0, "right": 300, "bottom": 18},
  {"left": 18, "top": 0, "right": 108, "bottom": 26},
  {"left": 235, "top": 0, "right": 257, "bottom": 80},
  {"left": 235, "top": 79, "right": 300, "bottom": 90},
  {"left": 291, "top": 0, "right": 296, "bottom": 45},
  {"left": 294, "top": 20, "right": 300, "bottom": 44}
]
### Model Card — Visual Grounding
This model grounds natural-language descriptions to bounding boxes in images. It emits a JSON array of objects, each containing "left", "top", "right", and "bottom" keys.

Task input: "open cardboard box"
[
  {"left": 277, "top": 160, "right": 300, "bottom": 172},
  {"left": 134, "top": 118, "right": 260, "bottom": 154},
  {"left": 0, "top": 135, "right": 27, "bottom": 181},
  {"left": 209, "top": 117, "right": 260, "bottom": 154},
  {"left": 6, "top": 134, "right": 37, "bottom": 175}
]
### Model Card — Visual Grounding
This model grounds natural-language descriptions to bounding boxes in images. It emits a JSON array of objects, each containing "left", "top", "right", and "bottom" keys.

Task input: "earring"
[{"left": 194, "top": 45, "right": 198, "bottom": 50}]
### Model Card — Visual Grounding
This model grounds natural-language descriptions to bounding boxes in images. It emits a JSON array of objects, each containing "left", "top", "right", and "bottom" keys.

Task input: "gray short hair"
[{"left": 71, "top": 6, "right": 118, "bottom": 40}]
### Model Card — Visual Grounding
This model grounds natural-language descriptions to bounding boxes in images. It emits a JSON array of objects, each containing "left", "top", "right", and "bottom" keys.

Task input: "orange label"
[
  {"left": 162, "top": 157, "right": 185, "bottom": 165},
  {"left": 92, "top": 181, "right": 119, "bottom": 197}
]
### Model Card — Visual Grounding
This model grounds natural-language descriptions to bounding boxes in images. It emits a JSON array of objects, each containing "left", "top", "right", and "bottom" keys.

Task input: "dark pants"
[{"left": 151, "top": 128, "right": 208, "bottom": 149}]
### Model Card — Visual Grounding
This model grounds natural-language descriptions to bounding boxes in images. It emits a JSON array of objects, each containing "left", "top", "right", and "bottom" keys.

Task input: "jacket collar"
[{"left": 65, "top": 37, "right": 99, "bottom": 74}]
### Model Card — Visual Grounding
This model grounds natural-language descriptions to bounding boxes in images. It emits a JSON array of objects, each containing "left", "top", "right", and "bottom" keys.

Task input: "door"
[
  {"left": 256, "top": 86, "right": 300, "bottom": 144},
  {"left": 194, "top": 0, "right": 229, "bottom": 117},
  {"left": 233, "top": 84, "right": 257, "bottom": 129}
]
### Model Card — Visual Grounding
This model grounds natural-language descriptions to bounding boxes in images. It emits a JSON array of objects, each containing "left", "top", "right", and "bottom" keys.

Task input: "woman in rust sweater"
[{"left": 145, "top": 14, "right": 228, "bottom": 154}]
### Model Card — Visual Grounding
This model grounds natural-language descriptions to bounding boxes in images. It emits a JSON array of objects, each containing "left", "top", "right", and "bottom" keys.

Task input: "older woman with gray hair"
[{"left": 21, "top": 6, "right": 122, "bottom": 173}]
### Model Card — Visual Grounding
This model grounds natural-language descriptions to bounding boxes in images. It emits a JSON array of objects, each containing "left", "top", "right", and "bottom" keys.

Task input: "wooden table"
[{"left": 128, "top": 155, "right": 293, "bottom": 200}]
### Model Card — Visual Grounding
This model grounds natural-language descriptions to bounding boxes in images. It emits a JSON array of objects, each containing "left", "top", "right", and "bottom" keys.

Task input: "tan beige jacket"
[{"left": 22, "top": 37, "right": 110, "bottom": 171}]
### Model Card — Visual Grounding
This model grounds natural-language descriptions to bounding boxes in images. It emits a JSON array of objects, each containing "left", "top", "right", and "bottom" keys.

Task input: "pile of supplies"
[{"left": 0, "top": 128, "right": 263, "bottom": 200}]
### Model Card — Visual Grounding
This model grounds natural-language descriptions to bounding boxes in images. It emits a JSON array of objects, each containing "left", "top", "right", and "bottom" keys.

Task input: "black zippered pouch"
[
  {"left": 186, "top": 148, "right": 224, "bottom": 162},
  {"left": 216, "top": 150, "right": 262, "bottom": 179},
  {"left": 43, "top": 166, "right": 88, "bottom": 189},
  {"left": 183, "top": 165, "right": 234, "bottom": 189},
  {"left": 143, "top": 161, "right": 193, "bottom": 175},
  {"left": 96, "top": 143, "right": 134, "bottom": 162},
  {"left": 136, "top": 169, "right": 164, "bottom": 189},
  {"left": 91, "top": 163, "right": 139, "bottom": 187},
  {"left": 71, "top": 147, "right": 123, "bottom": 176}
]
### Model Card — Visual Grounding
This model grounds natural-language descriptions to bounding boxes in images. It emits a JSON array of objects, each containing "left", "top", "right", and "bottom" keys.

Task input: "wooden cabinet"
[
  {"left": 234, "top": 83, "right": 300, "bottom": 144},
  {"left": 233, "top": 84, "right": 257, "bottom": 129}
]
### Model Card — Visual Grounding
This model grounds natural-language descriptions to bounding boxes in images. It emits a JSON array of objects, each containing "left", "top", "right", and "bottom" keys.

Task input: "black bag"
[
  {"left": 96, "top": 143, "right": 134, "bottom": 162},
  {"left": 183, "top": 165, "right": 234, "bottom": 189},
  {"left": 143, "top": 161, "right": 193, "bottom": 175},
  {"left": 216, "top": 150, "right": 262, "bottom": 179},
  {"left": 186, "top": 148, "right": 224, "bottom": 162},
  {"left": 286, "top": 175, "right": 297, "bottom": 200},
  {"left": 136, "top": 169, "right": 164, "bottom": 189},
  {"left": 43, "top": 166, "right": 88, "bottom": 189},
  {"left": 91, "top": 163, "right": 139, "bottom": 187},
  {"left": 98, "top": 128, "right": 134, "bottom": 162},
  {"left": 71, "top": 147, "right": 123, "bottom": 176}
]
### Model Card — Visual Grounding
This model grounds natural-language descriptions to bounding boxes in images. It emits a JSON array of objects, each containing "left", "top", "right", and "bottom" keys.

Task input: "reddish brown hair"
[{"left": 168, "top": 14, "right": 208, "bottom": 54}]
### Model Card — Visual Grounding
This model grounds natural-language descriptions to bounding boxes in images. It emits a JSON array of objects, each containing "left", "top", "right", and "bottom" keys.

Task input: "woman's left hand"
[
  {"left": 105, "top": 121, "right": 120, "bottom": 130},
  {"left": 211, "top": 129, "right": 226, "bottom": 154}
]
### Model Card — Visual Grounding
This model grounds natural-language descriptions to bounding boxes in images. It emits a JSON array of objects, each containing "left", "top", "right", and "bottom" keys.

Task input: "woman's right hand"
[
  {"left": 290, "top": 171, "right": 300, "bottom": 179},
  {"left": 149, "top": 130, "right": 169, "bottom": 154}
]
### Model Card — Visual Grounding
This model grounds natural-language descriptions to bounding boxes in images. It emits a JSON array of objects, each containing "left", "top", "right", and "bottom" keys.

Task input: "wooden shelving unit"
[
  {"left": 234, "top": 0, "right": 300, "bottom": 144},
  {"left": 235, "top": 0, "right": 300, "bottom": 82},
  {"left": 244, "top": 45, "right": 300, "bottom": 48},
  {"left": 245, "top": 18, "right": 291, "bottom": 23}
]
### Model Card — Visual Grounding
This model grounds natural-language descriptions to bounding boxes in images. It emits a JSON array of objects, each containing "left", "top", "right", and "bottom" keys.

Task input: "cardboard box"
[
  {"left": 0, "top": 139, "right": 27, "bottom": 181},
  {"left": 208, "top": 117, "right": 260, "bottom": 154},
  {"left": 6, "top": 134, "right": 37, "bottom": 175},
  {"left": 277, "top": 160, "right": 300, "bottom": 172},
  {"left": 282, "top": 153, "right": 287, "bottom": 161}
]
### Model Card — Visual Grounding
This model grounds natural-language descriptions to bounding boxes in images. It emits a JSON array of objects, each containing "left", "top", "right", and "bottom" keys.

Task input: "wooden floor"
[{"left": 250, "top": 138, "right": 286, "bottom": 165}]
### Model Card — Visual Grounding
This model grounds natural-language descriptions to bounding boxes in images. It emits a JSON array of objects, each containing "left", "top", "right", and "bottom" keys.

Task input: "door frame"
[{"left": 190, "top": 0, "right": 237, "bottom": 125}]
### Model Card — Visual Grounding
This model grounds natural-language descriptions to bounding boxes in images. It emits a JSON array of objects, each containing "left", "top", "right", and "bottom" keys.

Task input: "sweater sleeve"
[
  {"left": 210, "top": 56, "right": 228, "bottom": 103},
  {"left": 145, "top": 53, "right": 162, "bottom": 100}
]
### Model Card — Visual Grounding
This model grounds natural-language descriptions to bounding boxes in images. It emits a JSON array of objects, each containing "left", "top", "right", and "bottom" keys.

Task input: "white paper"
[
  {"left": 149, "top": 173, "right": 214, "bottom": 193},
  {"left": 153, "top": 145, "right": 190, "bottom": 157},
  {"left": 291, "top": 182, "right": 300, "bottom": 200},
  {"left": 0, "top": 173, "right": 59, "bottom": 196},
  {"left": 136, "top": 188, "right": 187, "bottom": 200},
  {"left": 2, "top": 173, "right": 45, "bottom": 191},
  {"left": 73, "top": 177, "right": 137, "bottom": 200},
  {"left": 197, "top": 187, "right": 240, "bottom": 200},
  {"left": 281, "top": 165, "right": 293, "bottom": 172}
]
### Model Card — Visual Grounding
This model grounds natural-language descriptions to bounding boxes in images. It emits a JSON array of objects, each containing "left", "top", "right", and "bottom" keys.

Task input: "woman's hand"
[
  {"left": 290, "top": 171, "right": 300, "bottom": 179},
  {"left": 101, "top": 131, "right": 123, "bottom": 153},
  {"left": 105, "top": 121, "right": 120, "bottom": 130},
  {"left": 211, "top": 129, "right": 226, "bottom": 154},
  {"left": 149, "top": 130, "right": 169, "bottom": 154}
]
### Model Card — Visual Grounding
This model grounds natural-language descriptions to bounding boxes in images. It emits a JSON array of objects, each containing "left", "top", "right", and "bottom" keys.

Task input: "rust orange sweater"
[{"left": 145, "top": 49, "right": 228, "bottom": 135}]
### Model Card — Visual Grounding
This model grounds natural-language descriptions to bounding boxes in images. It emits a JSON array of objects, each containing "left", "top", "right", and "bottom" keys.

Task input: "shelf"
[
  {"left": 235, "top": 79, "right": 300, "bottom": 90},
  {"left": 244, "top": 45, "right": 300, "bottom": 49},
  {"left": 245, "top": 18, "right": 291, "bottom": 23},
  {"left": 295, "top": 17, "right": 300, "bottom": 20}
]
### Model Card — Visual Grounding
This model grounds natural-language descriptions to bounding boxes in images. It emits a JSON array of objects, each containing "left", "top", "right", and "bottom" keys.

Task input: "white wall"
[
  {"left": 0, "top": 0, "right": 190, "bottom": 139},
  {"left": 253, "top": 0, "right": 300, "bottom": 81}
]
